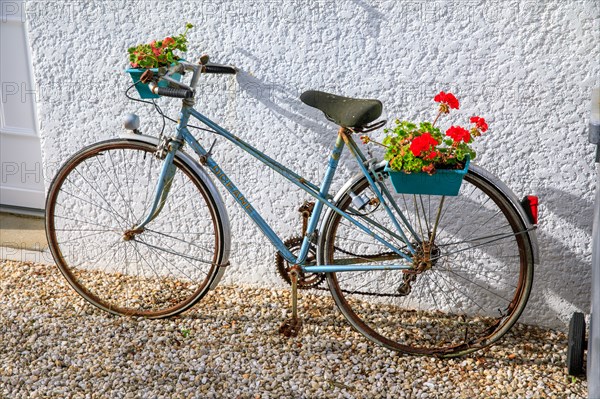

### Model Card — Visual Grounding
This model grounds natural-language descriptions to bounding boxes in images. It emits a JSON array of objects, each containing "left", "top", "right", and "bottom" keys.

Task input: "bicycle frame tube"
[
  {"left": 296, "top": 132, "right": 344, "bottom": 264},
  {"left": 342, "top": 134, "right": 416, "bottom": 254},
  {"left": 138, "top": 104, "right": 414, "bottom": 270}
]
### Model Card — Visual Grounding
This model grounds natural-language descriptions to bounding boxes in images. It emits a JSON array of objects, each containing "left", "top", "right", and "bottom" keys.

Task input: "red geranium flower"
[
  {"left": 162, "top": 37, "right": 175, "bottom": 47},
  {"left": 422, "top": 164, "right": 435, "bottom": 174},
  {"left": 150, "top": 41, "right": 161, "bottom": 57},
  {"left": 446, "top": 126, "right": 471, "bottom": 143},
  {"left": 410, "top": 133, "right": 439, "bottom": 157},
  {"left": 470, "top": 116, "right": 488, "bottom": 132},
  {"left": 426, "top": 151, "right": 439, "bottom": 160},
  {"left": 434, "top": 91, "right": 460, "bottom": 110}
]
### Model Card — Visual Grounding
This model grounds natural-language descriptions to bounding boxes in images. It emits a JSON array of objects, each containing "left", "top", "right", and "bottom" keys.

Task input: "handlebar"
[
  {"left": 203, "top": 63, "right": 237, "bottom": 74},
  {"left": 148, "top": 57, "right": 236, "bottom": 98},
  {"left": 149, "top": 83, "right": 194, "bottom": 99}
]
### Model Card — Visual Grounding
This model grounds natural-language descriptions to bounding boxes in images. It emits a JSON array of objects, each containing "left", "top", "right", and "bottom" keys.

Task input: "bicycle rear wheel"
[
  {"left": 45, "top": 139, "right": 227, "bottom": 318},
  {"left": 319, "top": 164, "right": 535, "bottom": 356}
]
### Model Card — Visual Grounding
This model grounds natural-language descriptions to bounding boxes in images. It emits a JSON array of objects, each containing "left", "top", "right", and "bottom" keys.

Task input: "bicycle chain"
[{"left": 281, "top": 241, "right": 414, "bottom": 297}]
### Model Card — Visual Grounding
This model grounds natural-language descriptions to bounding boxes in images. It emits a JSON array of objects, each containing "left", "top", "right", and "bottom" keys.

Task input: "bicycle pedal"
[{"left": 279, "top": 317, "right": 303, "bottom": 338}]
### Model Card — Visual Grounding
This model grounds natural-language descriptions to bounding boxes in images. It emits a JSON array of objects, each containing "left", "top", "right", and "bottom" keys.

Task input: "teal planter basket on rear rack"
[
  {"left": 126, "top": 65, "right": 182, "bottom": 99},
  {"left": 384, "top": 156, "right": 470, "bottom": 196}
]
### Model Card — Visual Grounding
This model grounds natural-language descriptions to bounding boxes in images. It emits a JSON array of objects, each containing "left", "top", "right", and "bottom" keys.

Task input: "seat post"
[{"left": 339, "top": 127, "right": 362, "bottom": 160}]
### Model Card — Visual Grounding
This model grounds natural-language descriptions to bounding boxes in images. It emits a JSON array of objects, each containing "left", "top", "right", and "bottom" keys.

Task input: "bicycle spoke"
[
  {"left": 53, "top": 212, "right": 119, "bottom": 231},
  {"left": 70, "top": 237, "right": 124, "bottom": 275},
  {"left": 118, "top": 149, "right": 138, "bottom": 221},
  {"left": 419, "top": 195, "right": 430, "bottom": 234},
  {"left": 432, "top": 268, "right": 491, "bottom": 315},
  {"left": 433, "top": 231, "right": 526, "bottom": 260},
  {"left": 143, "top": 228, "right": 215, "bottom": 253},
  {"left": 451, "top": 196, "right": 493, "bottom": 239},
  {"left": 434, "top": 225, "right": 513, "bottom": 247},
  {"left": 443, "top": 268, "right": 513, "bottom": 304},
  {"left": 55, "top": 229, "right": 115, "bottom": 245},
  {"left": 460, "top": 209, "right": 504, "bottom": 243},
  {"left": 72, "top": 168, "right": 130, "bottom": 229},
  {"left": 141, "top": 238, "right": 206, "bottom": 282},
  {"left": 133, "top": 238, "right": 215, "bottom": 266},
  {"left": 140, "top": 152, "right": 157, "bottom": 222},
  {"left": 55, "top": 228, "right": 118, "bottom": 232},
  {"left": 437, "top": 256, "right": 518, "bottom": 289},
  {"left": 97, "top": 152, "right": 137, "bottom": 223},
  {"left": 423, "top": 271, "right": 464, "bottom": 315},
  {"left": 59, "top": 182, "right": 127, "bottom": 225},
  {"left": 434, "top": 184, "right": 478, "bottom": 232}
]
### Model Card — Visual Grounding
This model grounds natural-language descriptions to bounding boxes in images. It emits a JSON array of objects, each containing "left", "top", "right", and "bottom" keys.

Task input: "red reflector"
[{"left": 526, "top": 195, "right": 538, "bottom": 224}]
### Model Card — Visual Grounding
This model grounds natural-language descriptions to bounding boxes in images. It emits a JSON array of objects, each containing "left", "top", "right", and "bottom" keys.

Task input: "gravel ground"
[{"left": 0, "top": 260, "right": 588, "bottom": 399}]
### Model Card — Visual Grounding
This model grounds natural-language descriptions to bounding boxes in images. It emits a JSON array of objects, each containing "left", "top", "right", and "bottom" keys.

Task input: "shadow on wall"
[
  {"left": 542, "top": 187, "right": 593, "bottom": 235},
  {"left": 232, "top": 56, "right": 375, "bottom": 178},
  {"left": 234, "top": 67, "right": 332, "bottom": 144},
  {"left": 350, "top": 0, "right": 385, "bottom": 37},
  {"left": 526, "top": 186, "right": 594, "bottom": 325}
]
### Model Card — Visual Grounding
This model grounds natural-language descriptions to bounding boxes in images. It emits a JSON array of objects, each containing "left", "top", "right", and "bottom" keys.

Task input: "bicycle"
[{"left": 45, "top": 56, "right": 540, "bottom": 357}]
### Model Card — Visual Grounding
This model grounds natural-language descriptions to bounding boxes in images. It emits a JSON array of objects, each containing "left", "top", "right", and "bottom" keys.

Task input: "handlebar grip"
[
  {"left": 203, "top": 64, "right": 237, "bottom": 74},
  {"left": 154, "top": 85, "right": 194, "bottom": 99}
]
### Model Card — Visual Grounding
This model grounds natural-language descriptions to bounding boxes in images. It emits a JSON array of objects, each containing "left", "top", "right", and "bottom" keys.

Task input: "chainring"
[{"left": 275, "top": 236, "right": 324, "bottom": 289}]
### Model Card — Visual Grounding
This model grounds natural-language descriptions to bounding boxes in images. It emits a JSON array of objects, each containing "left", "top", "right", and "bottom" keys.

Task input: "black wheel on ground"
[{"left": 567, "top": 312, "right": 586, "bottom": 376}]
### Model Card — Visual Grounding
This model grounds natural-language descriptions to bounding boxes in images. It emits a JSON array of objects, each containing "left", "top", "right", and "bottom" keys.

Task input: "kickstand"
[{"left": 279, "top": 265, "right": 303, "bottom": 337}]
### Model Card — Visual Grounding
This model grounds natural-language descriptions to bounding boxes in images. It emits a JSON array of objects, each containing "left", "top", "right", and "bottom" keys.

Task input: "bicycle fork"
[{"left": 123, "top": 136, "right": 182, "bottom": 240}]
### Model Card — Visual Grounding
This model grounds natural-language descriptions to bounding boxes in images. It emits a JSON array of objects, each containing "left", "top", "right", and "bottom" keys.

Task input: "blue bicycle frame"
[{"left": 134, "top": 101, "right": 417, "bottom": 274}]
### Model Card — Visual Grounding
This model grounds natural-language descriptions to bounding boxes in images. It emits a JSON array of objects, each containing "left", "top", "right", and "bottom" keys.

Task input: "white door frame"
[{"left": 0, "top": 1, "right": 45, "bottom": 212}]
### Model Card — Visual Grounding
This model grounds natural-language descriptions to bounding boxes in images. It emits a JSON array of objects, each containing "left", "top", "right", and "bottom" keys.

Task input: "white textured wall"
[{"left": 22, "top": 0, "right": 600, "bottom": 329}]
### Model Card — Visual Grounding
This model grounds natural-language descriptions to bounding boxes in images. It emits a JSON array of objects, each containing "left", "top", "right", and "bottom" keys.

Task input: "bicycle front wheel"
[
  {"left": 45, "top": 139, "right": 227, "bottom": 318},
  {"left": 319, "top": 165, "right": 535, "bottom": 357}
]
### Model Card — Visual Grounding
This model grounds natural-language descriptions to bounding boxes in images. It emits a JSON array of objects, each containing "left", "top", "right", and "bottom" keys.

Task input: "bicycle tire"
[
  {"left": 567, "top": 312, "right": 586, "bottom": 375},
  {"left": 45, "top": 139, "right": 227, "bottom": 318},
  {"left": 318, "top": 164, "right": 535, "bottom": 357}
]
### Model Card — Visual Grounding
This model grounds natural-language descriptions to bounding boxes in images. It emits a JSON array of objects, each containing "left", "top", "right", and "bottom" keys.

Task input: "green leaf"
[{"left": 401, "top": 121, "right": 417, "bottom": 131}]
